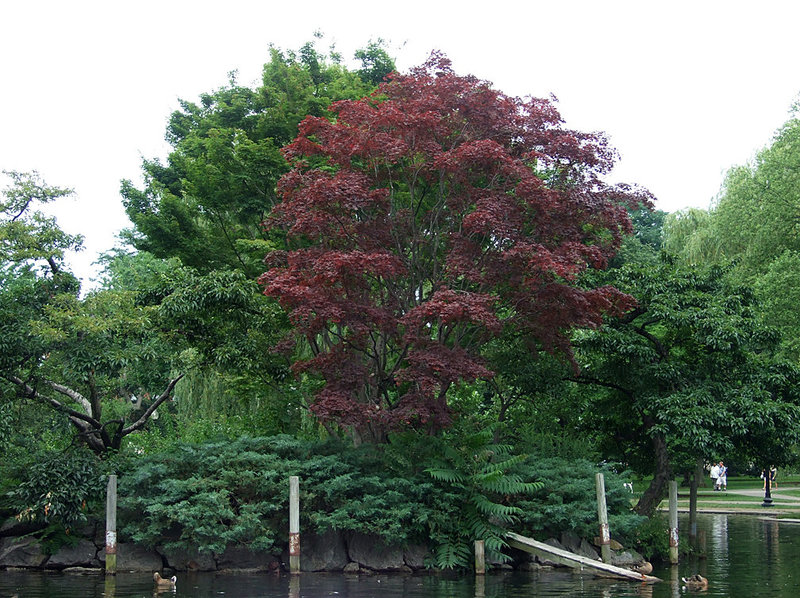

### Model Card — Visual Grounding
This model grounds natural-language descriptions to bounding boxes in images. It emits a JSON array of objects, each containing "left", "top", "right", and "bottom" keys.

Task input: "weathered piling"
[
  {"left": 595, "top": 472, "right": 612, "bottom": 563},
  {"left": 105, "top": 474, "right": 117, "bottom": 575},
  {"left": 289, "top": 475, "right": 300, "bottom": 574},
  {"left": 668, "top": 480, "right": 679, "bottom": 565},
  {"left": 474, "top": 539, "right": 485, "bottom": 575}
]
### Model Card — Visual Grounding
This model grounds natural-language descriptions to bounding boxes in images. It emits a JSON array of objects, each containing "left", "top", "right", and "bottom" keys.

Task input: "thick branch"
[
  {"left": 122, "top": 375, "right": 184, "bottom": 436},
  {"left": 6, "top": 374, "right": 100, "bottom": 427},
  {"left": 566, "top": 373, "right": 635, "bottom": 401},
  {"left": 632, "top": 325, "right": 669, "bottom": 360},
  {"left": 43, "top": 379, "right": 92, "bottom": 415}
]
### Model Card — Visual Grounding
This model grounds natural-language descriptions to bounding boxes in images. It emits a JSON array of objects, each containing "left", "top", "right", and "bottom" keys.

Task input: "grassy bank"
[{"left": 641, "top": 475, "right": 800, "bottom": 515}]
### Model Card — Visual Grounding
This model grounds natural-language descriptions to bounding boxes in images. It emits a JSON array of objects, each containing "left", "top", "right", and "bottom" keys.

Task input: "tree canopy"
[
  {"left": 261, "top": 53, "right": 651, "bottom": 442},
  {"left": 121, "top": 41, "right": 389, "bottom": 278},
  {"left": 0, "top": 173, "right": 182, "bottom": 456},
  {"left": 573, "top": 253, "right": 800, "bottom": 515}
]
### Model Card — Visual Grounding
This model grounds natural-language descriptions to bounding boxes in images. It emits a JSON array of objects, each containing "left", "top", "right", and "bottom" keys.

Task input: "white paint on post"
[
  {"left": 669, "top": 480, "right": 679, "bottom": 565},
  {"left": 105, "top": 474, "right": 117, "bottom": 575},
  {"left": 595, "top": 472, "right": 612, "bottom": 563},
  {"left": 289, "top": 475, "right": 300, "bottom": 574}
]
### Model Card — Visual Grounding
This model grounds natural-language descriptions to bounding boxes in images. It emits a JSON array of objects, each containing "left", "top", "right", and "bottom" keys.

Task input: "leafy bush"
[
  {"left": 116, "top": 433, "right": 649, "bottom": 569},
  {"left": 625, "top": 514, "right": 671, "bottom": 560},
  {"left": 420, "top": 427, "right": 543, "bottom": 568},
  {"left": 6, "top": 447, "right": 107, "bottom": 527},
  {"left": 117, "top": 432, "right": 547, "bottom": 566},
  {"left": 514, "top": 457, "right": 645, "bottom": 542}
]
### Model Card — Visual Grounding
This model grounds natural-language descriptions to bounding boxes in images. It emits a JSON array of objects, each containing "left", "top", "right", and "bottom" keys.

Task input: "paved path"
[{"left": 666, "top": 488, "right": 800, "bottom": 514}]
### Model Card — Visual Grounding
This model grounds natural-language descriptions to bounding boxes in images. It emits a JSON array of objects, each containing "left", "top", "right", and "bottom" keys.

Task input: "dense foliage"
[
  {"left": 5, "top": 43, "right": 800, "bottom": 572},
  {"left": 664, "top": 103, "right": 800, "bottom": 360},
  {"left": 0, "top": 172, "right": 183, "bottom": 456},
  {"left": 262, "top": 52, "right": 650, "bottom": 441},
  {"left": 116, "top": 433, "right": 636, "bottom": 568},
  {"left": 573, "top": 254, "right": 800, "bottom": 514}
]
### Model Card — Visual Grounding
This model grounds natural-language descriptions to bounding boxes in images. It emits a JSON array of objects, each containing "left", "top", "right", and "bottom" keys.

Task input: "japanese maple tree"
[{"left": 260, "top": 53, "right": 645, "bottom": 441}]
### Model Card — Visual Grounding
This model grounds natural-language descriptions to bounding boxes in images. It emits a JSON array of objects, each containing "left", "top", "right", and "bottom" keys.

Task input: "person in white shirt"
[
  {"left": 710, "top": 462, "right": 721, "bottom": 490},
  {"left": 717, "top": 461, "right": 727, "bottom": 490}
]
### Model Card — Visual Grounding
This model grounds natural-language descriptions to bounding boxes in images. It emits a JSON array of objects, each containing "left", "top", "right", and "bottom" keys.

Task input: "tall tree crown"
[{"left": 261, "top": 53, "right": 648, "bottom": 439}]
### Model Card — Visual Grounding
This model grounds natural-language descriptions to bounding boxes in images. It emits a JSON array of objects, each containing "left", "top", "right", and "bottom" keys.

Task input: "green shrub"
[
  {"left": 115, "top": 432, "right": 650, "bottom": 569},
  {"left": 514, "top": 457, "right": 645, "bottom": 542},
  {"left": 625, "top": 514, "right": 670, "bottom": 560},
  {"left": 5, "top": 447, "right": 106, "bottom": 528}
]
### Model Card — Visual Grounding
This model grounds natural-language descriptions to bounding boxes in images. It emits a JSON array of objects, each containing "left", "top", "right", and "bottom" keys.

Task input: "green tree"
[
  {"left": 573, "top": 256, "right": 800, "bottom": 515},
  {"left": 664, "top": 103, "right": 800, "bottom": 359},
  {"left": 121, "top": 40, "right": 389, "bottom": 277},
  {"left": 0, "top": 173, "right": 182, "bottom": 457}
]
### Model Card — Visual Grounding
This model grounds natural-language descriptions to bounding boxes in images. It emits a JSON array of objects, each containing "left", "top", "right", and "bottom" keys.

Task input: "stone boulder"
[
  {"left": 0, "top": 536, "right": 49, "bottom": 568},
  {"left": 216, "top": 545, "right": 280, "bottom": 572},
  {"left": 45, "top": 539, "right": 101, "bottom": 569},
  {"left": 347, "top": 533, "right": 405, "bottom": 571},
  {"left": 560, "top": 531, "right": 582, "bottom": 554},
  {"left": 577, "top": 538, "right": 600, "bottom": 561},
  {"left": 610, "top": 548, "right": 646, "bottom": 567},
  {"left": 536, "top": 538, "right": 565, "bottom": 566},
  {"left": 301, "top": 530, "right": 349, "bottom": 572},
  {"left": 159, "top": 545, "right": 215, "bottom": 571},
  {"left": 402, "top": 544, "right": 428, "bottom": 570},
  {"left": 115, "top": 542, "right": 163, "bottom": 572}
]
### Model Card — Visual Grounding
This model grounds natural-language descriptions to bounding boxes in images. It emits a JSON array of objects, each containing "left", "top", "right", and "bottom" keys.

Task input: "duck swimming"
[
  {"left": 153, "top": 572, "right": 177, "bottom": 589},
  {"left": 681, "top": 574, "right": 708, "bottom": 590}
]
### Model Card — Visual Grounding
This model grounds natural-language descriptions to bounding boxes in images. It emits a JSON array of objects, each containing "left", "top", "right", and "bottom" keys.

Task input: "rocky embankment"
[{"left": 0, "top": 518, "right": 649, "bottom": 574}]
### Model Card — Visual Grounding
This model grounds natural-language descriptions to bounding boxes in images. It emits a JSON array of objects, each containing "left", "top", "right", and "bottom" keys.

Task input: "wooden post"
[
  {"left": 289, "top": 475, "right": 300, "bottom": 574},
  {"left": 474, "top": 539, "right": 485, "bottom": 575},
  {"left": 595, "top": 473, "right": 612, "bottom": 563},
  {"left": 105, "top": 474, "right": 117, "bottom": 575},
  {"left": 668, "top": 480, "right": 679, "bottom": 565}
]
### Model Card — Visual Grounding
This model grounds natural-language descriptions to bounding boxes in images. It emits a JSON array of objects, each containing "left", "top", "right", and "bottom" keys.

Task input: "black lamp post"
[{"left": 762, "top": 466, "right": 774, "bottom": 507}]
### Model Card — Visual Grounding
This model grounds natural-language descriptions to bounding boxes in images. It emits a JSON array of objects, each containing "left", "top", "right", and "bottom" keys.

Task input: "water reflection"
[{"left": 4, "top": 515, "right": 800, "bottom": 597}]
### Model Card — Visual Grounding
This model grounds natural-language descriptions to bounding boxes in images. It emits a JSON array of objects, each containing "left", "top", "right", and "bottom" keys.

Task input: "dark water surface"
[{"left": 2, "top": 514, "right": 797, "bottom": 597}]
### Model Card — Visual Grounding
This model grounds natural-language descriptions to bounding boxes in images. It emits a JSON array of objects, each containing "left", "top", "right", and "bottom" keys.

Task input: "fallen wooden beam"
[{"left": 506, "top": 532, "right": 661, "bottom": 583}]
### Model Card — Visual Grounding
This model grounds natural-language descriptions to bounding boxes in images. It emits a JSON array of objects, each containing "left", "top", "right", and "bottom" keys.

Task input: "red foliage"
[{"left": 260, "top": 52, "right": 647, "bottom": 439}]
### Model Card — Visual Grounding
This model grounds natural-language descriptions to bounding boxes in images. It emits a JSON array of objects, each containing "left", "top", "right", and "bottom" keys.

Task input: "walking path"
[{"left": 668, "top": 487, "right": 800, "bottom": 515}]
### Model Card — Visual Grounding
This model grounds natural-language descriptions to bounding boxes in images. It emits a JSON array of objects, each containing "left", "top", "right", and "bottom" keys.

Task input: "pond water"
[{"left": 1, "top": 514, "right": 796, "bottom": 597}]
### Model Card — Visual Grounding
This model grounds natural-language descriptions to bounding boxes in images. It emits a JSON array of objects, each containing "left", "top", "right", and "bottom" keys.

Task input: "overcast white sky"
[{"left": 2, "top": 1, "right": 799, "bottom": 287}]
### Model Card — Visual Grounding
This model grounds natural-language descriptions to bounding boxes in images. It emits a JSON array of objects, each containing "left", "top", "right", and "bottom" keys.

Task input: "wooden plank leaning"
[{"left": 505, "top": 532, "right": 661, "bottom": 583}]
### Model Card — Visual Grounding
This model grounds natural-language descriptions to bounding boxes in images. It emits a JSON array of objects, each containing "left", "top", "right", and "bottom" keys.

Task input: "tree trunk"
[{"left": 634, "top": 431, "right": 671, "bottom": 516}]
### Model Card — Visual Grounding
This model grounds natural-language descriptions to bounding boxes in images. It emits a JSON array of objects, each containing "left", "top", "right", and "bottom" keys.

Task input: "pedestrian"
[
  {"left": 710, "top": 462, "right": 721, "bottom": 490},
  {"left": 717, "top": 461, "right": 727, "bottom": 491},
  {"left": 770, "top": 466, "right": 777, "bottom": 490}
]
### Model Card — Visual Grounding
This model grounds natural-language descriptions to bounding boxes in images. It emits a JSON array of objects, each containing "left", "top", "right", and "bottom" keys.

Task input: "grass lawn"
[{"left": 635, "top": 474, "right": 800, "bottom": 515}]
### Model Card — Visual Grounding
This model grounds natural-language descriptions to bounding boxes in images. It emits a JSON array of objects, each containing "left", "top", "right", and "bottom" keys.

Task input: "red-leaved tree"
[{"left": 260, "top": 53, "right": 647, "bottom": 442}]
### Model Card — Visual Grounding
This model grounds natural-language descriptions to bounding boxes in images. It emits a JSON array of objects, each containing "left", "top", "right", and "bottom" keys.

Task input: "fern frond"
[{"left": 425, "top": 467, "right": 465, "bottom": 484}]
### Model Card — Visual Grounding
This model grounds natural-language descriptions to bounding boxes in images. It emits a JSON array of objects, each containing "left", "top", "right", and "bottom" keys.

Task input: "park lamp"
[{"left": 762, "top": 465, "right": 774, "bottom": 508}]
